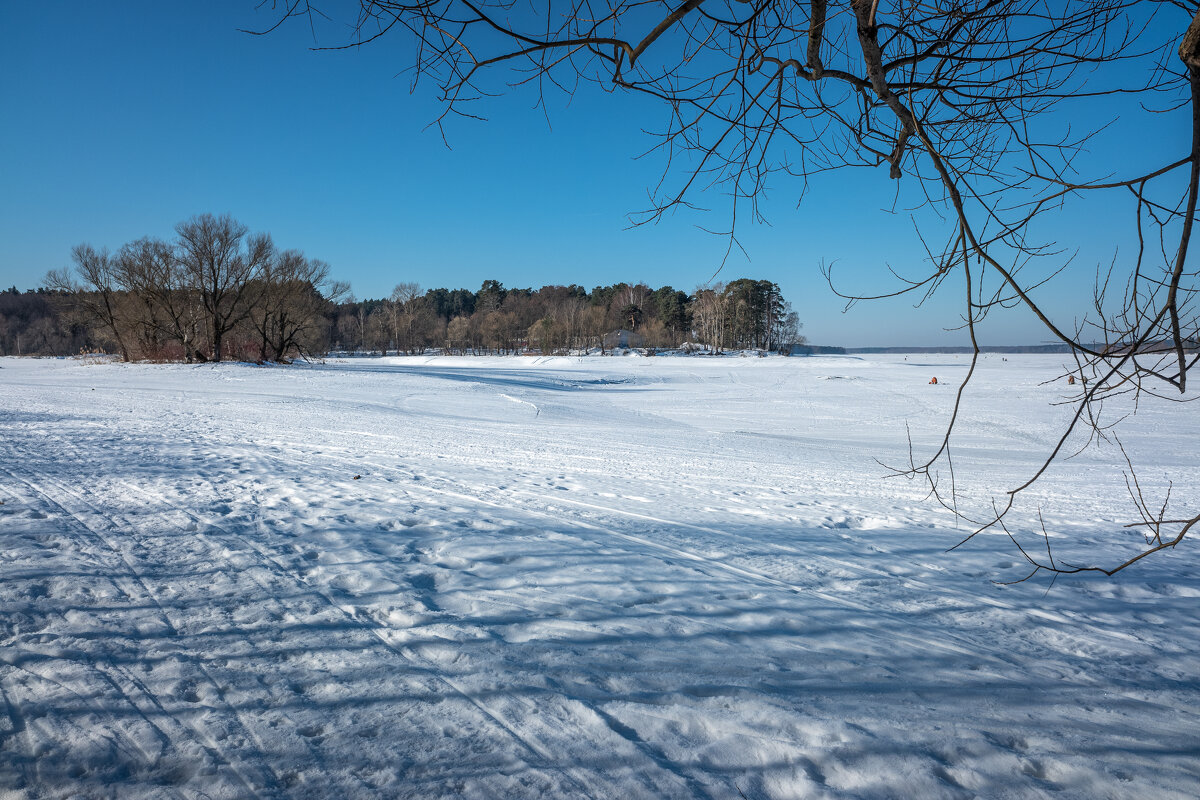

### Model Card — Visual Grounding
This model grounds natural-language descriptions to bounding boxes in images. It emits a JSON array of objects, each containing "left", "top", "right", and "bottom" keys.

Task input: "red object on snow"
[{"left": 929, "top": 377, "right": 938, "bottom": 385}]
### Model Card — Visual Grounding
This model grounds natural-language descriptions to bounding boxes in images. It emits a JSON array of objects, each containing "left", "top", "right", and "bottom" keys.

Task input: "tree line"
[
  {"left": 329, "top": 277, "right": 802, "bottom": 356},
  {"left": 5, "top": 215, "right": 803, "bottom": 359},
  {"left": 0, "top": 287, "right": 88, "bottom": 357}
]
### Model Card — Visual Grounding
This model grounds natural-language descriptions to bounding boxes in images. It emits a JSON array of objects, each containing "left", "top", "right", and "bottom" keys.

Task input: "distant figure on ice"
[
  {"left": 1068, "top": 375, "right": 1077, "bottom": 385},
  {"left": 929, "top": 377, "right": 938, "bottom": 385}
]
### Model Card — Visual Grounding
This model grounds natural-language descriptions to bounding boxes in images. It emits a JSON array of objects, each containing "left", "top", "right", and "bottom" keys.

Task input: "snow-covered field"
[{"left": 1, "top": 353, "right": 1197, "bottom": 799}]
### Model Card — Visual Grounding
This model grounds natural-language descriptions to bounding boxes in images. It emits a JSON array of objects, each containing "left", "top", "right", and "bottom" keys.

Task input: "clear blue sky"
[{"left": 0, "top": 2, "right": 1189, "bottom": 346}]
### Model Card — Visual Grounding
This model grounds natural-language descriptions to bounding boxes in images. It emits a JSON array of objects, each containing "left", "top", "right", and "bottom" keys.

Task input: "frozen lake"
[{"left": 1, "top": 353, "right": 1197, "bottom": 798}]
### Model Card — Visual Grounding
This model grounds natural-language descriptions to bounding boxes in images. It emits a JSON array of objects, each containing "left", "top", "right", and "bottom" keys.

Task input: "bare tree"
[
  {"left": 692, "top": 285, "right": 727, "bottom": 353},
  {"left": 337, "top": 298, "right": 368, "bottom": 352},
  {"left": 258, "top": 1, "right": 1200, "bottom": 576},
  {"left": 115, "top": 237, "right": 205, "bottom": 361},
  {"left": 252, "top": 250, "right": 346, "bottom": 361},
  {"left": 388, "top": 281, "right": 425, "bottom": 353},
  {"left": 46, "top": 245, "right": 132, "bottom": 361},
  {"left": 553, "top": 294, "right": 589, "bottom": 352},
  {"left": 773, "top": 307, "right": 804, "bottom": 354},
  {"left": 446, "top": 314, "right": 472, "bottom": 353},
  {"left": 391, "top": 281, "right": 421, "bottom": 306},
  {"left": 175, "top": 213, "right": 273, "bottom": 362}
]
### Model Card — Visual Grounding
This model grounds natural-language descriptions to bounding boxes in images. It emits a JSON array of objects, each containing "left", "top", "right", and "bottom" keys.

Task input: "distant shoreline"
[
  {"left": 798, "top": 344, "right": 1078, "bottom": 355},
  {"left": 799, "top": 341, "right": 1197, "bottom": 355}
]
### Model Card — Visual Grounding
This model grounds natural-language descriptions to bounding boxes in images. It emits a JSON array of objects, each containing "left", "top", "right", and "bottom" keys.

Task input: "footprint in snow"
[
  {"left": 410, "top": 573, "right": 437, "bottom": 592},
  {"left": 174, "top": 681, "right": 201, "bottom": 704}
]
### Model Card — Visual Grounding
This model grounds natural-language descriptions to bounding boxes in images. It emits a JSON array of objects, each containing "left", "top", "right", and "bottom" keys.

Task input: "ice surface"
[{"left": 0, "top": 354, "right": 1197, "bottom": 799}]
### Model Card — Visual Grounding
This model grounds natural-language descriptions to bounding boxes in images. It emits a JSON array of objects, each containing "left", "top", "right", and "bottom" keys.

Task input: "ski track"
[
  {"left": 0, "top": 463, "right": 286, "bottom": 799},
  {"left": 237, "top": 438, "right": 1196, "bottom": 721},
  {"left": 248, "top": 428, "right": 1167, "bottom": 660},
  {"left": 1, "top": 354, "right": 1199, "bottom": 799},
  {"left": 0, "top": 412, "right": 691, "bottom": 799}
]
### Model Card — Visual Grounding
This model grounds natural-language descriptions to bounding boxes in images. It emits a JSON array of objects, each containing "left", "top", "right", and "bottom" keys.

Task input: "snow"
[{"left": 1, "top": 353, "right": 1197, "bottom": 799}]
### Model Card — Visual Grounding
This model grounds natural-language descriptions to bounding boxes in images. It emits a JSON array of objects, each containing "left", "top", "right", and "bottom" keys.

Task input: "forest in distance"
[{"left": 2, "top": 214, "right": 803, "bottom": 362}]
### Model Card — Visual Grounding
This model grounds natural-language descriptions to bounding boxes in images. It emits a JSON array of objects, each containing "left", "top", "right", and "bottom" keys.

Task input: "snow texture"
[{"left": 0, "top": 353, "right": 1197, "bottom": 799}]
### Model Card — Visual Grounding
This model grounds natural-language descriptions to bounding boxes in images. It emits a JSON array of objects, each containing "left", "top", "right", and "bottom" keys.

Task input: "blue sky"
[{"left": 0, "top": 2, "right": 1189, "bottom": 346}]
